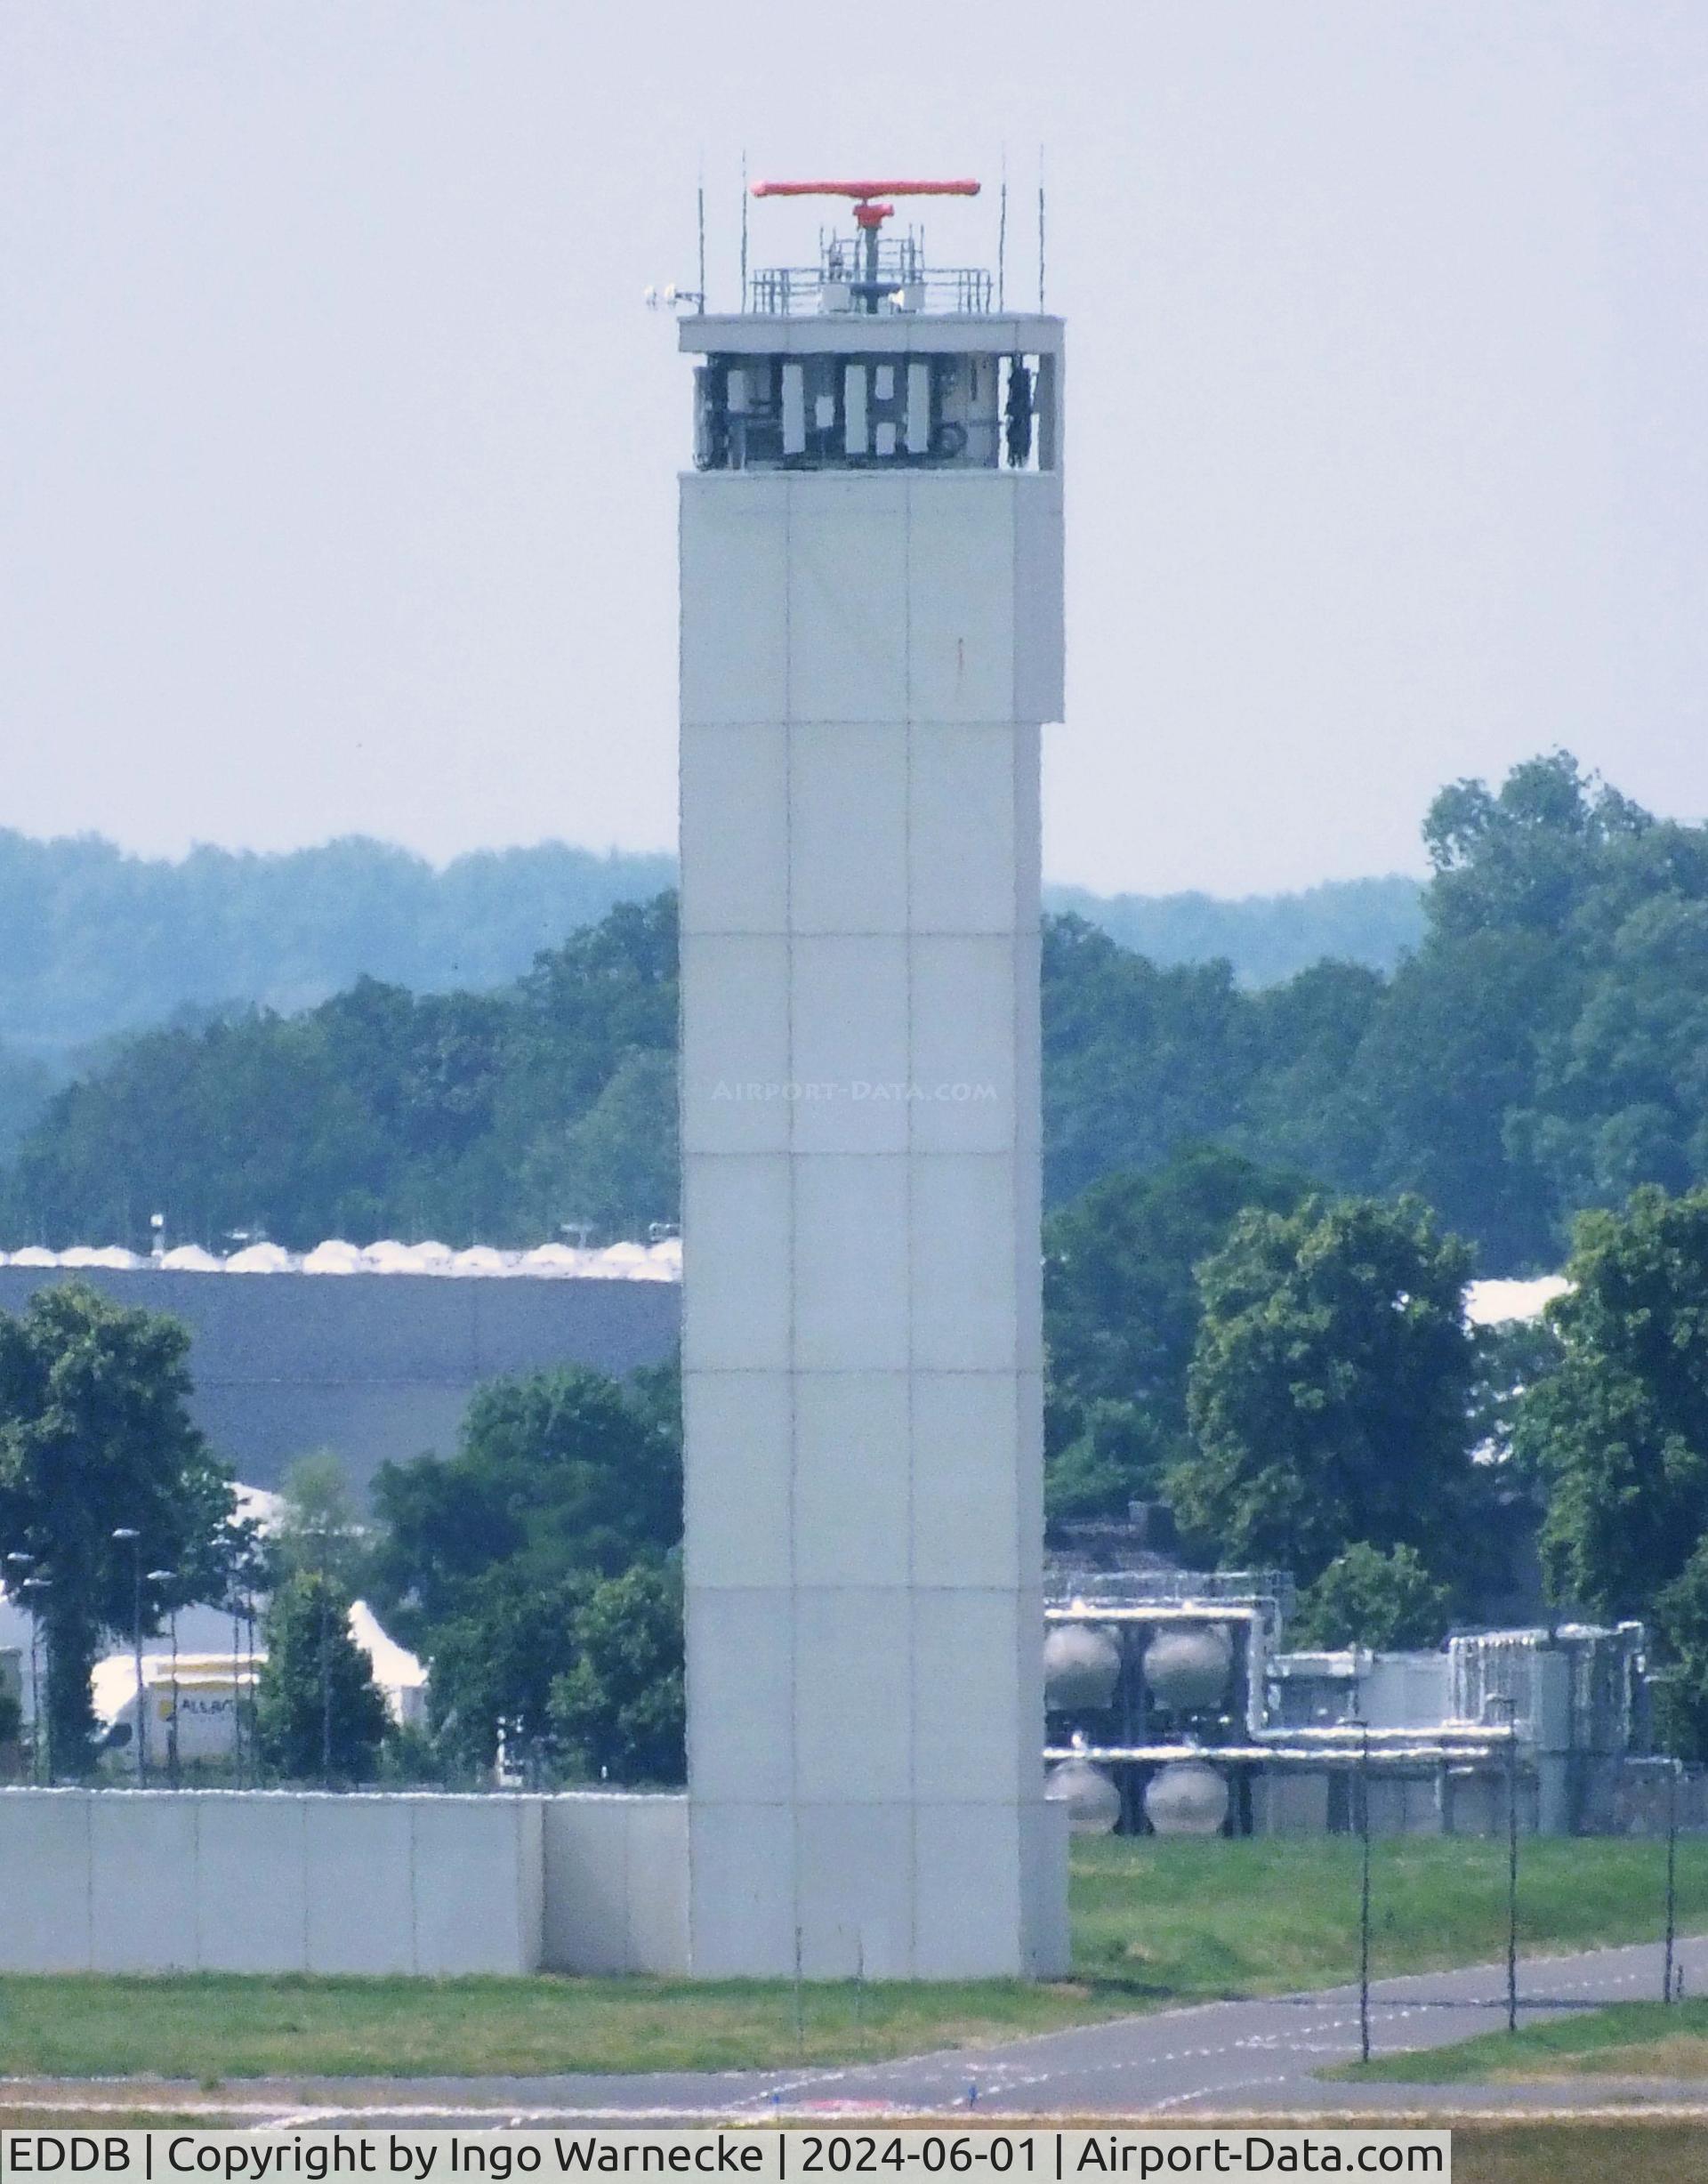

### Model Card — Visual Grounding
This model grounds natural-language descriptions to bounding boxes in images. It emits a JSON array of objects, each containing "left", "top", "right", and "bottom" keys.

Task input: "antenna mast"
[
  {"left": 997, "top": 151, "right": 1008, "bottom": 312},
  {"left": 1037, "top": 147, "right": 1046, "bottom": 312}
]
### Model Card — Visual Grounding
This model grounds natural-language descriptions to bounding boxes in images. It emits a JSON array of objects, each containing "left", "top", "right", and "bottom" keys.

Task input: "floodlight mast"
[{"left": 750, "top": 178, "right": 980, "bottom": 311}]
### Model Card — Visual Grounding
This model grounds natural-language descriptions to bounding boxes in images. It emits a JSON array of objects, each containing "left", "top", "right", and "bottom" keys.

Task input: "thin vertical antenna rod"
[
  {"left": 1037, "top": 146, "right": 1046, "bottom": 312},
  {"left": 697, "top": 175, "right": 707, "bottom": 308},
  {"left": 740, "top": 150, "right": 749, "bottom": 310},
  {"left": 997, "top": 152, "right": 1008, "bottom": 311}
]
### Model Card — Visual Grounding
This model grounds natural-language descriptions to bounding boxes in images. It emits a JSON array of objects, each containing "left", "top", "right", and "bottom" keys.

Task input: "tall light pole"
[
  {"left": 226, "top": 1592, "right": 245, "bottom": 1785},
  {"left": 147, "top": 1571, "right": 177, "bottom": 1787},
  {"left": 6, "top": 1554, "right": 37, "bottom": 1780},
  {"left": 1665, "top": 1756, "right": 1681, "bottom": 2006},
  {"left": 1358, "top": 1721, "right": 1373, "bottom": 2066},
  {"left": 20, "top": 1575, "right": 50, "bottom": 1784},
  {"left": 111, "top": 1529, "right": 146, "bottom": 1785},
  {"left": 1489, "top": 1693, "right": 1520, "bottom": 2035}
]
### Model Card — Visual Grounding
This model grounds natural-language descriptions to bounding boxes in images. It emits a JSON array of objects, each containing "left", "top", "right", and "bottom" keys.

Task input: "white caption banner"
[{"left": 2, "top": 2129, "right": 1450, "bottom": 2183}]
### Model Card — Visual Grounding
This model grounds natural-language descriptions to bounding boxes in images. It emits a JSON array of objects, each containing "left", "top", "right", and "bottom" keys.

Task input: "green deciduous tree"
[
  {"left": 255, "top": 1569, "right": 389, "bottom": 1783},
  {"left": 369, "top": 1365, "right": 681, "bottom": 1639},
  {"left": 1291, "top": 1543, "right": 1452, "bottom": 1652},
  {"left": 1517, "top": 1186, "right": 1708, "bottom": 1619},
  {"left": 551, "top": 1561, "right": 685, "bottom": 1785},
  {"left": 424, "top": 1564, "right": 592, "bottom": 1773},
  {"left": 1043, "top": 1146, "right": 1307, "bottom": 1522},
  {"left": 0, "top": 1283, "right": 233, "bottom": 1773},
  {"left": 368, "top": 1364, "right": 681, "bottom": 1771},
  {"left": 1173, "top": 1196, "right": 1478, "bottom": 1588},
  {"left": 1652, "top": 1540, "right": 1708, "bottom": 1762}
]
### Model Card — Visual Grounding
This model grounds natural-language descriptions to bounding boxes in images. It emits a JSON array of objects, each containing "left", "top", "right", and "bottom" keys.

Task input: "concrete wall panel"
[
  {"left": 681, "top": 480, "right": 789, "bottom": 724},
  {"left": 914, "top": 1801, "right": 1024, "bottom": 1978},
  {"left": 788, "top": 727, "right": 908, "bottom": 934},
  {"left": 624, "top": 1796, "right": 689, "bottom": 1975},
  {"left": 688, "top": 1800, "right": 794, "bottom": 1978},
  {"left": 681, "top": 934, "right": 792, "bottom": 1155},
  {"left": 906, "top": 480, "right": 1017, "bottom": 722},
  {"left": 912, "top": 1374, "right": 1023, "bottom": 1591},
  {"left": 793, "top": 1372, "right": 909, "bottom": 1589},
  {"left": 787, "top": 480, "right": 908, "bottom": 722},
  {"left": 681, "top": 1155, "right": 791, "bottom": 1373},
  {"left": 414, "top": 1798, "right": 538, "bottom": 1976},
  {"left": 682, "top": 1372, "right": 793, "bottom": 1590},
  {"left": 541, "top": 1795, "right": 631, "bottom": 1973},
  {"left": 795, "top": 1802, "right": 912, "bottom": 1978},
  {"left": 794, "top": 1591, "right": 911, "bottom": 1804},
  {"left": 907, "top": 726, "right": 1021, "bottom": 935},
  {"left": 195, "top": 1795, "right": 307, "bottom": 1971},
  {"left": 304, "top": 1799, "right": 415, "bottom": 1975},
  {"left": 912, "top": 1593, "right": 1025, "bottom": 1805},
  {"left": 790, "top": 937, "right": 909, "bottom": 1155},
  {"left": 90, "top": 1794, "right": 197, "bottom": 1971},
  {"left": 792, "top": 1156, "right": 909, "bottom": 1371},
  {"left": 0, "top": 1792, "right": 91, "bottom": 1971},
  {"left": 680, "top": 723, "right": 789, "bottom": 936},
  {"left": 685, "top": 1587, "right": 794, "bottom": 1803},
  {"left": 910, "top": 1156, "right": 1020, "bottom": 1371},
  {"left": 909, "top": 937, "right": 1020, "bottom": 1154}
]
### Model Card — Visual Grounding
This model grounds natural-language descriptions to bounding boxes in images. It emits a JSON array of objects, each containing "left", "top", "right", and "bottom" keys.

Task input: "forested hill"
[
  {"left": 1046, "top": 874, "right": 1422, "bottom": 986},
  {"left": 7, "top": 754, "right": 1708, "bottom": 1276},
  {"left": 0, "top": 826, "right": 1417, "bottom": 1062}
]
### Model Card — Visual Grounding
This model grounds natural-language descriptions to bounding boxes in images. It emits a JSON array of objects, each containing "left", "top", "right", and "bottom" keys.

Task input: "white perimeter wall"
[
  {"left": 539, "top": 1793, "right": 688, "bottom": 1974},
  {"left": 0, "top": 1791, "right": 548, "bottom": 1976}
]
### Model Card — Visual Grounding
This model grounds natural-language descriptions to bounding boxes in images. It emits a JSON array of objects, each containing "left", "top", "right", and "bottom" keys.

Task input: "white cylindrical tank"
[
  {"left": 1044, "top": 1758, "right": 1123, "bottom": 1835},
  {"left": 1043, "top": 1624, "right": 1122, "bottom": 1711},
  {"left": 1143, "top": 1624, "right": 1233, "bottom": 1714},
  {"left": 1144, "top": 1760, "right": 1229, "bottom": 1838}
]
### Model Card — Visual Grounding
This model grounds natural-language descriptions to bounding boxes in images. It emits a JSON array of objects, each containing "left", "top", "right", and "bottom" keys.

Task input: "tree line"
[{"left": 8, "top": 754, "right": 1708, "bottom": 1272}]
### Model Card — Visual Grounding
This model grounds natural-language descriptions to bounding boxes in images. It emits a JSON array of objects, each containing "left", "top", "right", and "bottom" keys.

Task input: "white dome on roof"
[
  {"left": 518, "top": 1243, "right": 584, "bottom": 1273},
  {"left": 160, "top": 1244, "right": 222, "bottom": 1271},
  {"left": 9, "top": 1246, "right": 58, "bottom": 1267},
  {"left": 225, "top": 1242, "right": 294, "bottom": 1273},
  {"left": 405, "top": 1240, "right": 455, "bottom": 1269},
  {"left": 58, "top": 1245, "right": 144, "bottom": 1269},
  {"left": 600, "top": 1240, "right": 649, "bottom": 1266},
  {"left": 361, "top": 1240, "right": 416, "bottom": 1272},
  {"left": 452, "top": 1245, "right": 513, "bottom": 1275},
  {"left": 301, "top": 1239, "right": 362, "bottom": 1274}
]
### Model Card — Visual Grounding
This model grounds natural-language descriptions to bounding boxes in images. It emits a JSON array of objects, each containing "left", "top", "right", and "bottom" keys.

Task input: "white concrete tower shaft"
[{"left": 678, "top": 201, "right": 1068, "bottom": 1978}]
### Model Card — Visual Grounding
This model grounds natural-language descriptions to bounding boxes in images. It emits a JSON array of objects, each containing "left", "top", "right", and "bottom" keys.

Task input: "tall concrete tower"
[{"left": 678, "top": 179, "right": 1068, "bottom": 1980}]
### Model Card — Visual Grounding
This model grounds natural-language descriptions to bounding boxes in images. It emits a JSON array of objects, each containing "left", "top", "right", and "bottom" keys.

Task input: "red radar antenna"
[{"left": 750, "top": 178, "right": 981, "bottom": 307}]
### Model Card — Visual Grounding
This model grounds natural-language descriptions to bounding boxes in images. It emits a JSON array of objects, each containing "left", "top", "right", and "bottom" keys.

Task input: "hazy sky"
[{"left": 2, "top": 3, "right": 1704, "bottom": 894}]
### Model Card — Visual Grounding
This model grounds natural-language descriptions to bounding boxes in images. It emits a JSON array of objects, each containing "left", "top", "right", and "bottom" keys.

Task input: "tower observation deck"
[{"left": 676, "top": 179, "right": 1068, "bottom": 1981}]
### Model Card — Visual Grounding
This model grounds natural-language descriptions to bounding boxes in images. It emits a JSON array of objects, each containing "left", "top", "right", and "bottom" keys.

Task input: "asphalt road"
[{"left": 12, "top": 1932, "right": 1704, "bottom": 2126}]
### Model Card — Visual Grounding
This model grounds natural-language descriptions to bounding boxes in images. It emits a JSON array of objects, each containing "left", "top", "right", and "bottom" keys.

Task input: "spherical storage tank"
[
  {"left": 1044, "top": 1758, "right": 1123, "bottom": 1834},
  {"left": 1143, "top": 1761, "right": 1229, "bottom": 1838},
  {"left": 1142, "top": 1623, "right": 1233, "bottom": 1714},
  {"left": 1043, "top": 1624, "right": 1122, "bottom": 1712}
]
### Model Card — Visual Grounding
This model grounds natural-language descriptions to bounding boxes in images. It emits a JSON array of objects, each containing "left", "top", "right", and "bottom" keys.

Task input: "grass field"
[
  {"left": 0, "top": 1835, "right": 1703, "bottom": 2079},
  {"left": 1439, "top": 2122, "right": 1708, "bottom": 2184},
  {"left": 1337, "top": 1995, "right": 1708, "bottom": 2085}
]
